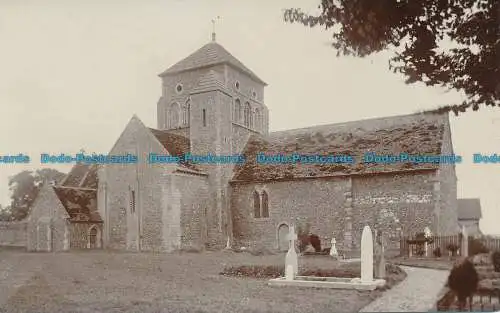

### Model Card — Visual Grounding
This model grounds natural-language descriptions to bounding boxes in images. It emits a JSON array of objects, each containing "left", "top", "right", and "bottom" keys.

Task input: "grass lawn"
[{"left": 0, "top": 249, "right": 405, "bottom": 313}]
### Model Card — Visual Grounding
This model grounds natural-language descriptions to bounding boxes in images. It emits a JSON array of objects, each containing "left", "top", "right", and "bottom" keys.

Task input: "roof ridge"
[{"left": 269, "top": 111, "right": 447, "bottom": 136}]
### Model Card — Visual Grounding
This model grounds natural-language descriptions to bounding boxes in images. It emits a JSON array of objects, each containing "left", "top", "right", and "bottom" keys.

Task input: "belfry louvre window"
[{"left": 130, "top": 190, "right": 136, "bottom": 214}]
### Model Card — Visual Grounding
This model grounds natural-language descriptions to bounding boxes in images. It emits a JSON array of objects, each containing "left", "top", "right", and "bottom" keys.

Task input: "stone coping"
[{"left": 268, "top": 276, "right": 386, "bottom": 291}]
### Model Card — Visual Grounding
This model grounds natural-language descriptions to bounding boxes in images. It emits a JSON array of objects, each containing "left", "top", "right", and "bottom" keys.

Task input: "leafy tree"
[
  {"left": 8, "top": 168, "right": 66, "bottom": 221},
  {"left": 283, "top": 0, "right": 499, "bottom": 114}
]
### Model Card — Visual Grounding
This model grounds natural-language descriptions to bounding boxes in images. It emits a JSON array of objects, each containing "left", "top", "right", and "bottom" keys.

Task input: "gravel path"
[{"left": 359, "top": 266, "right": 449, "bottom": 312}]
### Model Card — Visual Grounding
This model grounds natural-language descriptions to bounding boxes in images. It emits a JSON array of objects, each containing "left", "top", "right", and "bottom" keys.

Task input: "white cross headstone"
[
  {"left": 285, "top": 225, "right": 298, "bottom": 276},
  {"left": 423, "top": 227, "right": 431, "bottom": 257},
  {"left": 330, "top": 237, "right": 338, "bottom": 257},
  {"left": 361, "top": 225, "right": 374, "bottom": 283}
]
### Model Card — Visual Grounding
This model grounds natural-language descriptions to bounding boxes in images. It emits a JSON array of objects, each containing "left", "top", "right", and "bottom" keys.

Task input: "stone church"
[{"left": 26, "top": 35, "right": 459, "bottom": 253}]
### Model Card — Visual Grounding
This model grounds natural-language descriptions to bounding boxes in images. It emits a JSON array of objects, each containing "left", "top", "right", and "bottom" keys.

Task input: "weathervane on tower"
[{"left": 211, "top": 16, "right": 221, "bottom": 42}]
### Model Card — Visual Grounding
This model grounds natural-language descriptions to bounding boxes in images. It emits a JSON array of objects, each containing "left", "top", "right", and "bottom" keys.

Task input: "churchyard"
[{"left": 0, "top": 241, "right": 405, "bottom": 313}]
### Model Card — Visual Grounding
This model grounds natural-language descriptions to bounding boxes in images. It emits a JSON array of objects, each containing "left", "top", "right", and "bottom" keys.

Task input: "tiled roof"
[
  {"left": 232, "top": 112, "right": 448, "bottom": 182},
  {"left": 159, "top": 41, "right": 266, "bottom": 85},
  {"left": 148, "top": 128, "right": 199, "bottom": 171},
  {"left": 458, "top": 199, "right": 482, "bottom": 220},
  {"left": 60, "top": 163, "right": 90, "bottom": 187},
  {"left": 190, "top": 70, "right": 230, "bottom": 95},
  {"left": 53, "top": 187, "right": 101, "bottom": 222}
]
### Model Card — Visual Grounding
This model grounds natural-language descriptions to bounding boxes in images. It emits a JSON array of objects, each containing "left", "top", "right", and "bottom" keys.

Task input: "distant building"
[{"left": 457, "top": 198, "right": 482, "bottom": 236}]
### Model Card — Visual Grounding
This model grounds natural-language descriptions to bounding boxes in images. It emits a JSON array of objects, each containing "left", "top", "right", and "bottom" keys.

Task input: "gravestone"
[
  {"left": 285, "top": 265, "right": 295, "bottom": 281},
  {"left": 361, "top": 225, "right": 374, "bottom": 283},
  {"left": 330, "top": 237, "right": 338, "bottom": 258},
  {"left": 374, "top": 230, "right": 386, "bottom": 278},
  {"left": 225, "top": 236, "right": 231, "bottom": 250},
  {"left": 424, "top": 227, "right": 432, "bottom": 257},
  {"left": 461, "top": 225, "right": 469, "bottom": 257},
  {"left": 285, "top": 225, "right": 298, "bottom": 275}
]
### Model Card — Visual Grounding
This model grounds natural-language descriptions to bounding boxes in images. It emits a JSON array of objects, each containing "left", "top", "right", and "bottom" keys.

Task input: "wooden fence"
[
  {"left": 437, "top": 288, "right": 500, "bottom": 312},
  {"left": 400, "top": 235, "right": 500, "bottom": 257}
]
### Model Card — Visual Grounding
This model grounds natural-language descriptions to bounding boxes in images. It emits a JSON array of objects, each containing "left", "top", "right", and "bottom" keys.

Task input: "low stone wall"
[{"left": 0, "top": 221, "right": 27, "bottom": 247}]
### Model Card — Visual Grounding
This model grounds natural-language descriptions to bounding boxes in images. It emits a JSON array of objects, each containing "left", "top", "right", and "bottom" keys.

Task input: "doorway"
[{"left": 277, "top": 223, "right": 289, "bottom": 251}]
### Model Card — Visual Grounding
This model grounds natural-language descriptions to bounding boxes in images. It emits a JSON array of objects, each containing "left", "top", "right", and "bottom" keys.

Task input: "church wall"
[
  {"left": 225, "top": 65, "right": 268, "bottom": 135},
  {"left": 104, "top": 116, "right": 177, "bottom": 251},
  {"left": 436, "top": 115, "right": 459, "bottom": 235},
  {"left": 171, "top": 174, "right": 209, "bottom": 250},
  {"left": 231, "top": 177, "right": 350, "bottom": 251},
  {"left": 351, "top": 171, "right": 436, "bottom": 250},
  {"left": 224, "top": 64, "right": 265, "bottom": 104},
  {"left": 69, "top": 222, "right": 102, "bottom": 249},
  {"left": 159, "top": 65, "right": 225, "bottom": 129},
  {"left": 231, "top": 124, "right": 254, "bottom": 156},
  {"left": 26, "top": 184, "right": 69, "bottom": 252},
  {"left": 0, "top": 222, "right": 26, "bottom": 247}
]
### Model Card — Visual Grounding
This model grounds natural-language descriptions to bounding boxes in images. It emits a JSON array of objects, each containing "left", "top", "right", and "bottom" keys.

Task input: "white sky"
[{"left": 0, "top": 0, "right": 498, "bottom": 234}]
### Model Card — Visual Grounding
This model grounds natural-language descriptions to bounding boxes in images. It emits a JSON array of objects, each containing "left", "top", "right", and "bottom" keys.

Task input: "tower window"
[
  {"left": 233, "top": 98, "right": 241, "bottom": 122},
  {"left": 129, "top": 190, "right": 136, "bottom": 214},
  {"left": 235, "top": 81, "right": 240, "bottom": 90},
  {"left": 253, "top": 190, "right": 260, "bottom": 218},
  {"left": 244, "top": 102, "right": 252, "bottom": 128},
  {"left": 202, "top": 109, "right": 207, "bottom": 127},
  {"left": 175, "top": 83, "right": 183, "bottom": 94}
]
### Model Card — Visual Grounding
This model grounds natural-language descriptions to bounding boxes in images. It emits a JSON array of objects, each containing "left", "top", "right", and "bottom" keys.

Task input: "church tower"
[{"left": 157, "top": 32, "right": 269, "bottom": 247}]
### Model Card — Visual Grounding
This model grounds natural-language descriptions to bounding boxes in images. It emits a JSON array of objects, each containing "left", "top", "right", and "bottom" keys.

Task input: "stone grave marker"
[
  {"left": 285, "top": 225, "right": 298, "bottom": 275},
  {"left": 361, "top": 225, "right": 374, "bottom": 283},
  {"left": 461, "top": 225, "right": 469, "bottom": 257},
  {"left": 330, "top": 237, "right": 338, "bottom": 258}
]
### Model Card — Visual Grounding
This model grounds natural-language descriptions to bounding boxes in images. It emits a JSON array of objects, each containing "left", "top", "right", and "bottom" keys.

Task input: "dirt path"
[{"left": 359, "top": 266, "right": 449, "bottom": 312}]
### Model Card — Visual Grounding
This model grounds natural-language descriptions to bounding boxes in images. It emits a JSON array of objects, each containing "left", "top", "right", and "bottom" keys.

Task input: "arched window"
[
  {"left": 253, "top": 190, "right": 260, "bottom": 218},
  {"left": 169, "top": 102, "right": 180, "bottom": 128},
  {"left": 183, "top": 99, "right": 190, "bottom": 126},
  {"left": 244, "top": 102, "right": 252, "bottom": 128},
  {"left": 254, "top": 108, "right": 261, "bottom": 131},
  {"left": 261, "top": 190, "right": 269, "bottom": 217},
  {"left": 233, "top": 99, "right": 241, "bottom": 122}
]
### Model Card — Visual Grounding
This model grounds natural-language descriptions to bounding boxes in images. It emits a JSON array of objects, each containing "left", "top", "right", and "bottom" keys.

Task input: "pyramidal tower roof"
[
  {"left": 190, "top": 70, "right": 231, "bottom": 95},
  {"left": 159, "top": 41, "right": 266, "bottom": 85}
]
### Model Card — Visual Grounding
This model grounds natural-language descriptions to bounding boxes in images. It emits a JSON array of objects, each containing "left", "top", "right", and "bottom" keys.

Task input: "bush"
[
  {"left": 296, "top": 223, "right": 311, "bottom": 252},
  {"left": 468, "top": 238, "right": 489, "bottom": 256},
  {"left": 447, "top": 243, "right": 459, "bottom": 256},
  {"left": 447, "top": 258, "right": 479, "bottom": 310},
  {"left": 309, "top": 234, "right": 321, "bottom": 252},
  {"left": 492, "top": 251, "right": 500, "bottom": 272},
  {"left": 433, "top": 247, "right": 442, "bottom": 257}
]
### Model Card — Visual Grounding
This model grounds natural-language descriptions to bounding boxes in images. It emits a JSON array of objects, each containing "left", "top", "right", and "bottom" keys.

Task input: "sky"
[{"left": 0, "top": 0, "right": 498, "bottom": 234}]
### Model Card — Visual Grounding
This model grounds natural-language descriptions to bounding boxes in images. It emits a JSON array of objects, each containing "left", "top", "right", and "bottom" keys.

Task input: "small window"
[
  {"left": 253, "top": 191, "right": 260, "bottom": 218},
  {"left": 261, "top": 191, "right": 269, "bottom": 217},
  {"left": 175, "top": 83, "right": 183, "bottom": 94},
  {"left": 251, "top": 89, "right": 257, "bottom": 99},
  {"left": 202, "top": 109, "right": 207, "bottom": 127},
  {"left": 235, "top": 81, "right": 240, "bottom": 90},
  {"left": 130, "top": 190, "right": 136, "bottom": 214}
]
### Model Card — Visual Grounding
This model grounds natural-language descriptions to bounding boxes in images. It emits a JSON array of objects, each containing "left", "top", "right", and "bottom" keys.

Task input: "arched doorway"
[
  {"left": 277, "top": 223, "right": 289, "bottom": 251},
  {"left": 88, "top": 225, "right": 101, "bottom": 249}
]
